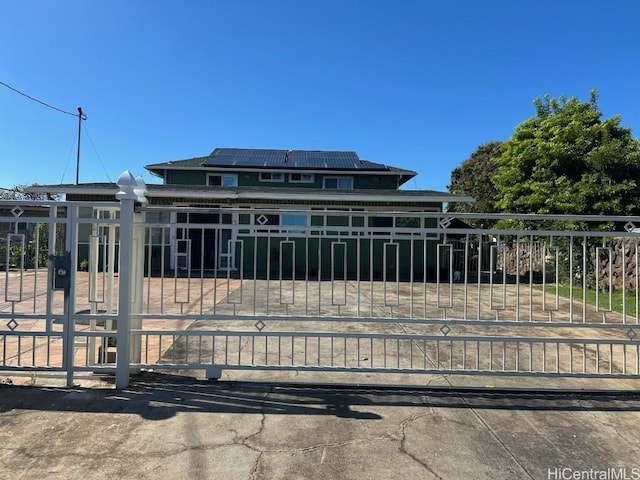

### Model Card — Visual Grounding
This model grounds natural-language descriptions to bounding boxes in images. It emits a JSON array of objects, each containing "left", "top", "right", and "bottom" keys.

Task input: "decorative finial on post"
[
  {"left": 116, "top": 170, "right": 137, "bottom": 201},
  {"left": 134, "top": 176, "right": 148, "bottom": 205}
]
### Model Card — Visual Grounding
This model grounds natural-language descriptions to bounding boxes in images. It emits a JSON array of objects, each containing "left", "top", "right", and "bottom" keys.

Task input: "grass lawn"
[{"left": 539, "top": 284, "right": 639, "bottom": 317}]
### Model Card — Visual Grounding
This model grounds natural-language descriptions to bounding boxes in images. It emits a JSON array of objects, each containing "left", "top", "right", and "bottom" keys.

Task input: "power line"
[
  {"left": 0, "top": 80, "right": 81, "bottom": 118},
  {"left": 2, "top": 80, "right": 88, "bottom": 185},
  {"left": 82, "top": 123, "right": 113, "bottom": 183}
]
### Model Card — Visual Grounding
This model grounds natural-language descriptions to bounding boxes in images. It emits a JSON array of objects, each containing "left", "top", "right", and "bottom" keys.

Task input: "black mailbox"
[{"left": 51, "top": 253, "right": 72, "bottom": 291}]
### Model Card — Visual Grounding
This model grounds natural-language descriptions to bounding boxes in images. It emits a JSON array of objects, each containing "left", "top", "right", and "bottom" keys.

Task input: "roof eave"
[{"left": 25, "top": 184, "right": 473, "bottom": 204}]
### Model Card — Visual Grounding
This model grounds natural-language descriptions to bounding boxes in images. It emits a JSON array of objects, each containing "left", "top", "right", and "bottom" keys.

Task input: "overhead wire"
[
  {"left": 60, "top": 129, "right": 79, "bottom": 184},
  {"left": 82, "top": 123, "right": 113, "bottom": 183},
  {"left": 1, "top": 80, "right": 110, "bottom": 184},
  {"left": 0, "top": 80, "right": 79, "bottom": 117}
]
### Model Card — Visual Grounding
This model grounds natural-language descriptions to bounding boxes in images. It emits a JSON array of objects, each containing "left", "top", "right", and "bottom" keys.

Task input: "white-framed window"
[
  {"left": 281, "top": 213, "right": 308, "bottom": 235},
  {"left": 259, "top": 172, "right": 284, "bottom": 182},
  {"left": 207, "top": 173, "right": 237, "bottom": 187},
  {"left": 289, "top": 172, "right": 314, "bottom": 183},
  {"left": 323, "top": 177, "right": 353, "bottom": 189}
]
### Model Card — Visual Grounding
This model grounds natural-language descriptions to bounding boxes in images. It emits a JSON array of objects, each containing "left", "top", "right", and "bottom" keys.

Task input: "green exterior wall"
[
  {"left": 234, "top": 236, "right": 440, "bottom": 281},
  {"left": 165, "top": 170, "right": 207, "bottom": 185},
  {"left": 232, "top": 216, "right": 440, "bottom": 280},
  {"left": 163, "top": 169, "right": 399, "bottom": 189}
]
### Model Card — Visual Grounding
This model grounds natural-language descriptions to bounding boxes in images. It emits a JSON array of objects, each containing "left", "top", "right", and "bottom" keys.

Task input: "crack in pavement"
[
  {"left": 248, "top": 451, "right": 263, "bottom": 480},
  {"left": 398, "top": 413, "right": 444, "bottom": 479},
  {"left": 461, "top": 398, "right": 535, "bottom": 480},
  {"left": 239, "top": 386, "right": 272, "bottom": 480},
  {"left": 576, "top": 398, "right": 640, "bottom": 455},
  {"left": 398, "top": 320, "right": 536, "bottom": 480}
]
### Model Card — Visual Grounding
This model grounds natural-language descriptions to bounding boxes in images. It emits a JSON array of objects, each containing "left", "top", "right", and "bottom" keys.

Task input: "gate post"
[
  {"left": 115, "top": 171, "right": 137, "bottom": 389},
  {"left": 130, "top": 176, "right": 147, "bottom": 368}
]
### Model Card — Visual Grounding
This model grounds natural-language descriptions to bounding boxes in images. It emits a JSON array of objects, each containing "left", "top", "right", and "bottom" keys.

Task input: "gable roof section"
[
  {"left": 204, "top": 148, "right": 288, "bottom": 168},
  {"left": 202, "top": 148, "right": 389, "bottom": 170},
  {"left": 145, "top": 148, "right": 416, "bottom": 184}
]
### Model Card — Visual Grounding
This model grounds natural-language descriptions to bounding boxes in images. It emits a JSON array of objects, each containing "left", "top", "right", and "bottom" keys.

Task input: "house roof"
[
  {"left": 26, "top": 182, "right": 474, "bottom": 205},
  {"left": 145, "top": 148, "right": 418, "bottom": 185}
]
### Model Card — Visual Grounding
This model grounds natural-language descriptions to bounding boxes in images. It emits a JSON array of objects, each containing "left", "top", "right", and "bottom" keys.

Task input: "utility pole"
[{"left": 75, "top": 107, "right": 87, "bottom": 185}]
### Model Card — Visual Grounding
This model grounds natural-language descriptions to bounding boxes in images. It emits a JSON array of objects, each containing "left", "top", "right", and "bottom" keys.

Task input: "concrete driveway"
[
  {"left": 2, "top": 272, "right": 640, "bottom": 479},
  {"left": 1, "top": 372, "right": 640, "bottom": 480}
]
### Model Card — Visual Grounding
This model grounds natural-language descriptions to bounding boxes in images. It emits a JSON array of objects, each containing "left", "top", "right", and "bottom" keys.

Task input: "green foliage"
[
  {"left": 0, "top": 223, "right": 49, "bottom": 269},
  {"left": 447, "top": 141, "right": 502, "bottom": 220},
  {"left": 25, "top": 223, "right": 49, "bottom": 269},
  {"left": 540, "top": 284, "right": 637, "bottom": 316},
  {"left": 1, "top": 183, "right": 54, "bottom": 269},
  {"left": 493, "top": 90, "right": 640, "bottom": 216}
]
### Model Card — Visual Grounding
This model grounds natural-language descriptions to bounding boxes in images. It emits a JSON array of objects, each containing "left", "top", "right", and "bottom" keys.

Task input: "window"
[
  {"left": 323, "top": 177, "right": 353, "bottom": 189},
  {"left": 289, "top": 173, "right": 314, "bottom": 183},
  {"left": 254, "top": 213, "right": 279, "bottom": 233},
  {"left": 254, "top": 213, "right": 280, "bottom": 226},
  {"left": 368, "top": 216, "right": 393, "bottom": 236},
  {"left": 368, "top": 216, "right": 393, "bottom": 228},
  {"left": 259, "top": 172, "right": 284, "bottom": 182},
  {"left": 208, "top": 174, "right": 237, "bottom": 187},
  {"left": 281, "top": 214, "right": 308, "bottom": 227},
  {"left": 281, "top": 214, "right": 308, "bottom": 234}
]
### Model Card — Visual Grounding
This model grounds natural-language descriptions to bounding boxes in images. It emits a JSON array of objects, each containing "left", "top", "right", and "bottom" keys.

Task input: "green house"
[{"left": 30, "top": 147, "right": 472, "bottom": 279}]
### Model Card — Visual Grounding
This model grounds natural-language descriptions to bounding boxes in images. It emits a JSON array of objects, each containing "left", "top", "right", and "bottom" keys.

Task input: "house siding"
[
  {"left": 27, "top": 149, "right": 467, "bottom": 281},
  {"left": 234, "top": 236, "right": 439, "bottom": 281},
  {"left": 166, "top": 170, "right": 207, "bottom": 185},
  {"left": 162, "top": 169, "right": 399, "bottom": 190}
]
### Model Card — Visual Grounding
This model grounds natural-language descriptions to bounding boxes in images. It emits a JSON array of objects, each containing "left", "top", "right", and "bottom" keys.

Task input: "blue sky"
[{"left": 2, "top": 1, "right": 639, "bottom": 192}]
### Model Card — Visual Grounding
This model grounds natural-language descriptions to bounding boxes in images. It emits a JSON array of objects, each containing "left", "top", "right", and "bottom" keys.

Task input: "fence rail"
[{"left": 1, "top": 195, "right": 640, "bottom": 387}]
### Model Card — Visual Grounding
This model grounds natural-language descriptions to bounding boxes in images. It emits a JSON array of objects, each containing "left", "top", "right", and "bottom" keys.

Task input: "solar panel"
[
  {"left": 201, "top": 148, "right": 388, "bottom": 170},
  {"left": 203, "top": 149, "right": 287, "bottom": 167},
  {"left": 288, "top": 150, "right": 360, "bottom": 169}
]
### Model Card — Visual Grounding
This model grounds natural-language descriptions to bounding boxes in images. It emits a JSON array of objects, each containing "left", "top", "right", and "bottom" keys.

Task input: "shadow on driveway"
[{"left": 1, "top": 372, "right": 639, "bottom": 421}]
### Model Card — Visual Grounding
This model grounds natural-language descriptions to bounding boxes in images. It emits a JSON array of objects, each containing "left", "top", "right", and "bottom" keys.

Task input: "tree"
[
  {"left": 0, "top": 184, "right": 58, "bottom": 201},
  {"left": 493, "top": 91, "right": 640, "bottom": 216},
  {"left": 0, "top": 184, "right": 57, "bottom": 269},
  {"left": 447, "top": 141, "right": 502, "bottom": 216}
]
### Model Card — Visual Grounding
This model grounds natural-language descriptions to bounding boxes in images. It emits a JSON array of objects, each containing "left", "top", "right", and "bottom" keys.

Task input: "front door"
[{"left": 183, "top": 209, "right": 235, "bottom": 272}]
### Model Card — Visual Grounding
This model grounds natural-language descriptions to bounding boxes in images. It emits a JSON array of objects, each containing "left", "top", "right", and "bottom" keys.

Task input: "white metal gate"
[
  {"left": 128, "top": 205, "right": 640, "bottom": 386},
  {"left": 0, "top": 198, "right": 123, "bottom": 386},
  {"left": 2, "top": 180, "right": 640, "bottom": 389}
]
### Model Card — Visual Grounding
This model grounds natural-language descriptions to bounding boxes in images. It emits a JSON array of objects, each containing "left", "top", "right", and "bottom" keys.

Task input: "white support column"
[
  {"left": 130, "top": 176, "right": 147, "bottom": 368},
  {"left": 115, "top": 171, "right": 137, "bottom": 389}
]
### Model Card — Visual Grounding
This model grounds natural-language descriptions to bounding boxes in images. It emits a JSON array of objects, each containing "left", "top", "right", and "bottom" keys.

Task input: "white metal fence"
[{"left": 1, "top": 177, "right": 640, "bottom": 388}]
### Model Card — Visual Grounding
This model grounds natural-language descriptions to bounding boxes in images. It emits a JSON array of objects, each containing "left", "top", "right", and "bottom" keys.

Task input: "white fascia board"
[
  {"left": 26, "top": 185, "right": 472, "bottom": 203},
  {"left": 144, "top": 190, "right": 445, "bottom": 203},
  {"left": 146, "top": 190, "right": 240, "bottom": 200},
  {"left": 26, "top": 185, "right": 118, "bottom": 195},
  {"left": 142, "top": 190, "right": 465, "bottom": 203},
  {"left": 233, "top": 191, "right": 470, "bottom": 203}
]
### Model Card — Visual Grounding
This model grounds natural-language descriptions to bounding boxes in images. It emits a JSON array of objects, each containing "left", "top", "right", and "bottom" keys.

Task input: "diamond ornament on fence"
[
  {"left": 440, "top": 324, "right": 451, "bottom": 336},
  {"left": 627, "top": 328, "right": 637, "bottom": 340},
  {"left": 11, "top": 206, "right": 24, "bottom": 218},
  {"left": 255, "top": 320, "right": 266, "bottom": 331},
  {"left": 7, "top": 319, "right": 19, "bottom": 331},
  {"left": 439, "top": 217, "right": 453, "bottom": 229}
]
